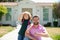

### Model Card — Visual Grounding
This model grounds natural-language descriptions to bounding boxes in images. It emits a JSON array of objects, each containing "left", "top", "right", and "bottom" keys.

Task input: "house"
[{"left": 0, "top": 0, "right": 53, "bottom": 26}]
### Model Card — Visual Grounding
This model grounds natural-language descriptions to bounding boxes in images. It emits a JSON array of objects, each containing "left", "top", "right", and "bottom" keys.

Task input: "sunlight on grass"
[
  {"left": 46, "top": 27, "right": 60, "bottom": 40},
  {"left": 0, "top": 26, "right": 14, "bottom": 37}
]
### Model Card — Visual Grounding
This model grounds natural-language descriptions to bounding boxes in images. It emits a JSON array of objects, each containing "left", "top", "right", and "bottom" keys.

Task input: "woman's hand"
[
  {"left": 34, "top": 33, "right": 39, "bottom": 37},
  {"left": 32, "top": 38, "right": 37, "bottom": 40}
]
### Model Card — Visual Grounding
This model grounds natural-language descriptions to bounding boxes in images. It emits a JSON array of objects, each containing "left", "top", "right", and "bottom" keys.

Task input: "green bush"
[
  {"left": 53, "top": 21, "right": 58, "bottom": 27},
  {"left": 44, "top": 22, "right": 51, "bottom": 27}
]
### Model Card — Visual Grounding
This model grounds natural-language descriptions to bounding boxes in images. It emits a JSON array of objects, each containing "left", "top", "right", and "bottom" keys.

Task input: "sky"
[{"left": 31, "top": 0, "right": 60, "bottom": 3}]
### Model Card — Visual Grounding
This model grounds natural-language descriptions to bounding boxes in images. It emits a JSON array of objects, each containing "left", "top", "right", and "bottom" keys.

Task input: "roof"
[
  {"left": 0, "top": 2, "right": 18, "bottom": 6},
  {"left": 0, "top": 2, "right": 53, "bottom": 6},
  {"left": 36, "top": 2, "right": 53, "bottom": 7}
]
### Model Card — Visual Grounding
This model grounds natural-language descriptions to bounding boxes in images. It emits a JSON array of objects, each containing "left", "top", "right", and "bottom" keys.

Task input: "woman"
[{"left": 18, "top": 11, "right": 32, "bottom": 40}]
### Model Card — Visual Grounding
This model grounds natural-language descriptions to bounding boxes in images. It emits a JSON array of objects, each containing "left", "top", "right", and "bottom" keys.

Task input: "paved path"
[{"left": 1, "top": 25, "right": 21, "bottom": 40}]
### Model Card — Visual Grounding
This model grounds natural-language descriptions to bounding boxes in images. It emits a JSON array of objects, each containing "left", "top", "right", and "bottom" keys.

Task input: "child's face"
[{"left": 23, "top": 13, "right": 29, "bottom": 20}]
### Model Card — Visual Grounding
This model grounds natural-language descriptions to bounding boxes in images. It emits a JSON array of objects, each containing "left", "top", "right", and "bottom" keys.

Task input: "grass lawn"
[
  {"left": 0, "top": 26, "right": 60, "bottom": 40},
  {"left": 46, "top": 27, "right": 60, "bottom": 40},
  {"left": 0, "top": 26, "right": 15, "bottom": 37}
]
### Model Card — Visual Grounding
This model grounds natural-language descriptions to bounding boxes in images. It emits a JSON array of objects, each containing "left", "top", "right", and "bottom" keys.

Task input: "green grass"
[
  {"left": 46, "top": 27, "right": 60, "bottom": 40},
  {"left": 0, "top": 26, "right": 15, "bottom": 37},
  {"left": 0, "top": 26, "right": 60, "bottom": 40},
  {"left": 52, "top": 35, "right": 60, "bottom": 40}
]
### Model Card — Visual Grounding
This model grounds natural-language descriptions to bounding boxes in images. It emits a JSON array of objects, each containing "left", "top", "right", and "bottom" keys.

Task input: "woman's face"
[{"left": 23, "top": 13, "right": 29, "bottom": 20}]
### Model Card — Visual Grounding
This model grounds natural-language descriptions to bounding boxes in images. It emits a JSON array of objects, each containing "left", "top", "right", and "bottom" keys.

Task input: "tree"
[
  {"left": 0, "top": 5, "right": 7, "bottom": 20},
  {"left": 53, "top": 2, "right": 60, "bottom": 18},
  {"left": 53, "top": 2, "right": 60, "bottom": 26}
]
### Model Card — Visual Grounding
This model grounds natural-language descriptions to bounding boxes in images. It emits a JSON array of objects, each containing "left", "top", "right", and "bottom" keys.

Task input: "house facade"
[{"left": 0, "top": 0, "right": 53, "bottom": 26}]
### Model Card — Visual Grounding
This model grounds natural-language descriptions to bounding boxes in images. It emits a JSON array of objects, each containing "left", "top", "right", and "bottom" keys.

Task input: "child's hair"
[
  {"left": 18, "top": 11, "right": 32, "bottom": 22},
  {"left": 22, "top": 13, "right": 30, "bottom": 22}
]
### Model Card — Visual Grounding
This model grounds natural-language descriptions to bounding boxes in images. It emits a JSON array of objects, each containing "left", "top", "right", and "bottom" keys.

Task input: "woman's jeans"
[
  {"left": 18, "top": 34, "right": 24, "bottom": 40},
  {"left": 18, "top": 34, "right": 30, "bottom": 40}
]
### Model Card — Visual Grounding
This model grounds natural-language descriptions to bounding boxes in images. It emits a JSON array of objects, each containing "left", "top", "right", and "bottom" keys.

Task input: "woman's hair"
[{"left": 18, "top": 11, "right": 32, "bottom": 22}]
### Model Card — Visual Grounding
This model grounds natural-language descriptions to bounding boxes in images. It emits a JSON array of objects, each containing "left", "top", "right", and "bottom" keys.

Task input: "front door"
[{"left": 22, "top": 8, "right": 33, "bottom": 16}]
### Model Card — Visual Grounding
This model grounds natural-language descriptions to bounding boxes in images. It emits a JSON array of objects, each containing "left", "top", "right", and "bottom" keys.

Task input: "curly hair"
[{"left": 18, "top": 11, "right": 32, "bottom": 22}]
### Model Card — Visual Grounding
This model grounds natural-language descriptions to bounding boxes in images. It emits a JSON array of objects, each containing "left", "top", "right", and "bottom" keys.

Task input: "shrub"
[
  {"left": 44, "top": 24, "right": 48, "bottom": 27},
  {"left": 47, "top": 22, "right": 51, "bottom": 26},
  {"left": 44, "top": 22, "right": 51, "bottom": 27},
  {"left": 2, "top": 24, "right": 11, "bottom": 26},
  {"left": 53, "top": 21, "right": 58, "bottom": 27}
]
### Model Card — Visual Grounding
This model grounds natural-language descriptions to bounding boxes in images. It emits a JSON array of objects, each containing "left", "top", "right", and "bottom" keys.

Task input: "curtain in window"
[{"left": 43, "top": 8, "right": 49, "bottom": 21}]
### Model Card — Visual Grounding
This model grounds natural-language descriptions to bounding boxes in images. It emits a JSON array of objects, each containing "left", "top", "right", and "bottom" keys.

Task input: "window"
[
  {"left": 6, "top": 13, "right": 11, "bottom": 21},
  {"left": 0, "top": 16, "right": 2, "bottom": 21},
  {"left": 6, "top": 8, "right": 11, "bottom": 21},
  {"left": 43, "top": 7, "right": 49, "bottom": 21},
  {"left": 0, "top": 12, "right": 3, "bottom": 21},
  {"left": 7, "top": 8, "right": 11, "bottom": 13}
]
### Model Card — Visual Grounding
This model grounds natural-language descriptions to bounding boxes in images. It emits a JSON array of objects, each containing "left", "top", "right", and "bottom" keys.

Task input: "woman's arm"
[
  {"left": 27, "top": 23, "right": 33, "bottom": 31},
  {"left": 18, "top": 14, "right": 23, "bottom": 21},
  {"left": 25, "top": 32, "right": 36, "bottom": 40},
  {"left": 25, "top": 24, "right": 36, "bottom": 40}
]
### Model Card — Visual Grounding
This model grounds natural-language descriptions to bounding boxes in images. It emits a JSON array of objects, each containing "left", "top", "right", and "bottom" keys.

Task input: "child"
[{"left": 18, "top": 11, "right": 32, "bottom": 40}]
